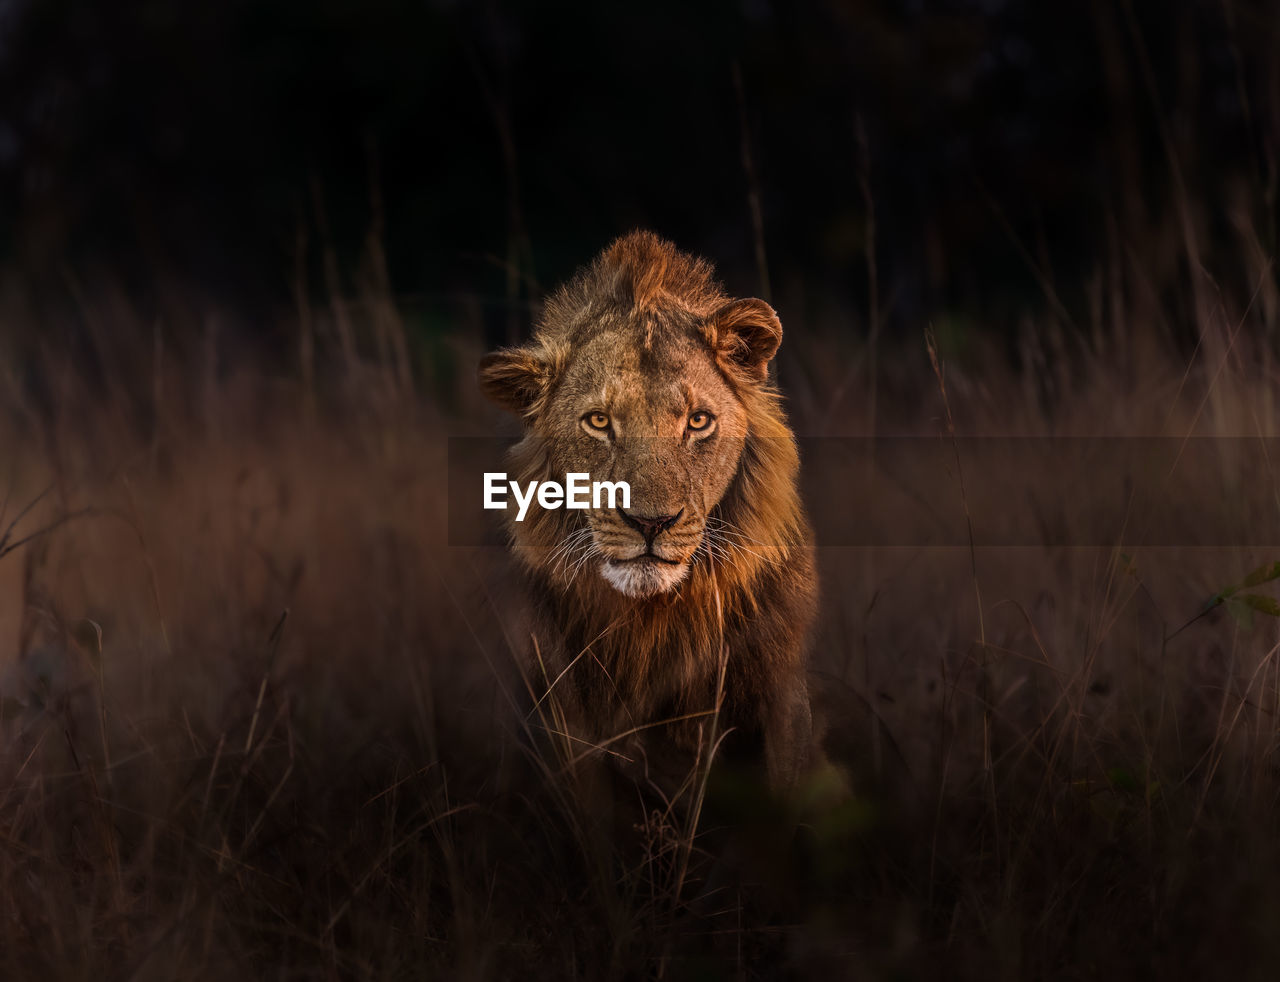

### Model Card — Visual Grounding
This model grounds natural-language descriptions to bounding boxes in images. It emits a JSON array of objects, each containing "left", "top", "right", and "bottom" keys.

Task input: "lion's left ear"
[
  {"left": 704, "top": 298, "right": 783, "bottom": 384},
  {"left": 478, "top": 344, "right": 555, "bottom": 418}
]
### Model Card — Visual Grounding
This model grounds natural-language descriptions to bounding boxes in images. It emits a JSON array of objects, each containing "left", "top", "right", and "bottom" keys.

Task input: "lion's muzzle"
[{"left": 593, "top": 506, "right": 702, "bottom": 597}]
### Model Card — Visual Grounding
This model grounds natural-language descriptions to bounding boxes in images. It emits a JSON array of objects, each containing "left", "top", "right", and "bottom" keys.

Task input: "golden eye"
[
  {"left": 584, "top": 411, "right": 611, "bottom": 431},
  {"left": 688, "top": 411, "right": 713, "bottom": 431}
]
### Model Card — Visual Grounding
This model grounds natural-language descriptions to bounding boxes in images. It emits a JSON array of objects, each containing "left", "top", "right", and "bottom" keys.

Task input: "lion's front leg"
[{"left": 763, "top": 673, "right": 813, "bottom": 790}]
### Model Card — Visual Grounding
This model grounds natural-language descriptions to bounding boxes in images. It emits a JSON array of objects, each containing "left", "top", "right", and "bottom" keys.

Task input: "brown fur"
[{"left": 479, "top": 231, "right": 816, "bottom": 788}]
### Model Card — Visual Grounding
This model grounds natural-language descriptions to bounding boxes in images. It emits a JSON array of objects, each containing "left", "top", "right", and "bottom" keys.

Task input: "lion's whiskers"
[
  {"left": 564, "top": 535, "right": 601, "bottom": 582},
  {"left": 549, "top": 526, "right": 594, "bottom": 577},
  {"left": 707, "top": 515, "right": 780, "bottom": 551},
  {"left": 700, "top": 524, "right": 783, "bottom": 570},
  {"left": 697, "top": 534, "right": 743, "bottom": 578},
  {"left": 549, "top": 514, "right": 790, "bottom": 588}
]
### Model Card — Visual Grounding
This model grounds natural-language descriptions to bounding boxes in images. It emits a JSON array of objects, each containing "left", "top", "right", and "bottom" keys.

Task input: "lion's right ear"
[{"left": 478, "top": 345, "right": 554, "bottom": 417}]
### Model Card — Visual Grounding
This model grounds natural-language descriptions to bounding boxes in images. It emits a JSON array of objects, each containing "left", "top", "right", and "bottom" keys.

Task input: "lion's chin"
[{"left": 600, "top": 557, "right": 690, "bottom": 598}]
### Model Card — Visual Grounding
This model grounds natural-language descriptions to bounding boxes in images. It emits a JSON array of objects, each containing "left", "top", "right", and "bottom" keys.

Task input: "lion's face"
[
  {"left": 535, "top": 327, "right": 749, "bottom": 597},
  {"left": 479, "top": 233, "right": 786, "bottom": 600}
]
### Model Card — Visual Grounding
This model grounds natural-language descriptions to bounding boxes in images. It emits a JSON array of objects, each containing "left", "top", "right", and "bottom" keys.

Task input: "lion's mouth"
[{"left": 607, "top": 552, "right": 681, "bottom": 567}]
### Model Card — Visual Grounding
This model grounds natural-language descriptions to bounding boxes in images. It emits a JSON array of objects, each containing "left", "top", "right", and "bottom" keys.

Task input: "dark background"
[{"left": 2, "top": 0, "right": 1277, "bottom": 356}]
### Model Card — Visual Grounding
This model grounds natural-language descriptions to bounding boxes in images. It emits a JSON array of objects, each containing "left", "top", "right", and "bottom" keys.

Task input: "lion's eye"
[
  {"left": 687, "top": 411, "right": 714, "bottom": 432},
  {"left": 584, "top": 411, "right": 611, "bottom": 431}
]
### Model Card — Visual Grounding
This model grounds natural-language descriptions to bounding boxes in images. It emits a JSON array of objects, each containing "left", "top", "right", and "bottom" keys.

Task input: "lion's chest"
[{"left": 553, "top": 607, "right": 725, "bottom": 727}]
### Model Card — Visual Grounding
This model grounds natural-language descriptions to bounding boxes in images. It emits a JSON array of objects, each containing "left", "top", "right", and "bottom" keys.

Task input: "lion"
[{"left": 478, "top": 230, "right": 816, "bottom": 790}]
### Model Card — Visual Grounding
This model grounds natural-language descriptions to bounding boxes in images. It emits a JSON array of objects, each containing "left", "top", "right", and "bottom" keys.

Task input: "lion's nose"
[{"left": 617, "top": 507, "right": 683, "bottom": 544}]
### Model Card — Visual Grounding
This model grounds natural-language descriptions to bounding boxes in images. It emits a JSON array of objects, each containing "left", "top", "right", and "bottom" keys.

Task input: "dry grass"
[{"left": 2, "top": 246, "right": 1280, "bottom": 982}]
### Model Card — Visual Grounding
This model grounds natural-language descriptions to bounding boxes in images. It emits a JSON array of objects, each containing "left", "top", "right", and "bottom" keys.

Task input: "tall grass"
[{"left": 2, "top": 223, "right": 1280, "bottom": 980}]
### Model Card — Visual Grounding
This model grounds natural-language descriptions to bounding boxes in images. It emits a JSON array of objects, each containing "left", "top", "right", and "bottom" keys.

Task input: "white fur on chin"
[{"left": 600, "top": 558, "right": 690, "bottom": 597}]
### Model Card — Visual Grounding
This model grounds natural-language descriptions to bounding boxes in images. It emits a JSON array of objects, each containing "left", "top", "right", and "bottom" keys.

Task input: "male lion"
[{"left": 479, "top": 231, "right": 816, "bottom": 789}]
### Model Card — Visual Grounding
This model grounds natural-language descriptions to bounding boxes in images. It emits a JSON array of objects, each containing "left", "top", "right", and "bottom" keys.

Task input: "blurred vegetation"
[{"left": 1, "top": 0, "right": 1276, "bottom": 358}]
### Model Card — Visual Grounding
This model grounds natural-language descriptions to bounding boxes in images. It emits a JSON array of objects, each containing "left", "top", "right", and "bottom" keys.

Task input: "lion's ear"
[
  {"left": 705, "top": 298, "right": 783, "bottom": 383},
  {"left": 478, "top": 345, "right": 554, "bottom": 417}
]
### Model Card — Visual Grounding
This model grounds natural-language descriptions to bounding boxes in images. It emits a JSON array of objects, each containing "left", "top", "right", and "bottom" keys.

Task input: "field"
[{"left": 2, "top": 248, "right": 1280, "bottom": 982}]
